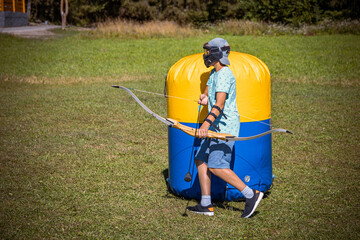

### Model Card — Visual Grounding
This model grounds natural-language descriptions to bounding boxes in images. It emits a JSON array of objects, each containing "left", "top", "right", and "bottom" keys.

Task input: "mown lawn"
[{"left": 0, "top": 32, "right": 359, "bottom": 239}]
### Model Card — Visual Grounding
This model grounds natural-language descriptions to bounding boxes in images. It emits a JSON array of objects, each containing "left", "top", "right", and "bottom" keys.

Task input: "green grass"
[
  {"left": 0, "top": 32, "right": 359, "bottom": 239},
  {"left": 1, "top": 33, "right": 359, "bottom": 85}
]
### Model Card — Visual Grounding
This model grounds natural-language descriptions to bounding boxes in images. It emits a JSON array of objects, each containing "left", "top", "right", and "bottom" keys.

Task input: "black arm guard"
[
  {"left": 212, "top": 105, "right": 227, "bottom": 119},
  {"left": 204, "top": 118, "right": 220, "bottom": 131}
]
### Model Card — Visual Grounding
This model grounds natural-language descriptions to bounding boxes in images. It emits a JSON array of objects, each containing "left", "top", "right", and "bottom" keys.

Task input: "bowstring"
[
  {"left": 186, "top": 104, "right": 202, "bottom": 179},
  {"left": 128, "top": 87, "right": 197, "bottom": 103},
  {"left": 126, "top": 87, "right": 280, "bottom": 129}
]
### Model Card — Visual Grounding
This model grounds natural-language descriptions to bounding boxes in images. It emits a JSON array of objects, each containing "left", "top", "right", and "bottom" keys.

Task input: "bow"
[{"left": 112, "top": 85, "right": 292, "bottom": 141}]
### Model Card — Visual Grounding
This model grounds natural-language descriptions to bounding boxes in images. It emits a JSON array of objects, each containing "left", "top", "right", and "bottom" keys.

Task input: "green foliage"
[
  {"left": 241, "top": 0, "right": 360, "bottom": 25},
  {"left": 68, "top": 0, "right": 107, "bottom": 26},
  {"left": 119, "top": 0, "right": 156, "bottom": 22},
  {"left": 30, "top": 0, "right": 60, "bottom": 23},
  {"left": 243, "top": 0, "right": 320, "bottom": 25},
  {"left": 30, "top": 0, "right": 360, "bottom": 26},
  {"left": 186, "top": 10, "right": 209, "bottom": 26},
  {"left": 30, "top": 0, "right": 107, "bottom": 25}
]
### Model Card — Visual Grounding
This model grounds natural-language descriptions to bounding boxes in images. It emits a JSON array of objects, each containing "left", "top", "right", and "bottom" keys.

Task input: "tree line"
[{"left": 30, "top": 0, "right": 359, "bottom": 26}]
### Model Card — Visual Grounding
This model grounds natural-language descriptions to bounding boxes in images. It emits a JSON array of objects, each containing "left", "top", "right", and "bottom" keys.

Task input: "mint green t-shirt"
[{"left": 207, "top": 67, "right": 240, "bottom": 136}]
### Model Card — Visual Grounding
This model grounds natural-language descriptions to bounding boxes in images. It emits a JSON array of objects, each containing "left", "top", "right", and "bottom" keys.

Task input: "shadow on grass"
[
  {"left": 162, "top": 168, "right": 269, "bottom": 218},
  {"left": 162, "top": 168, "right": 189, "bottom": 200},
  {"left": 162, "top": 168, "right": 272, "bottom": 198}
]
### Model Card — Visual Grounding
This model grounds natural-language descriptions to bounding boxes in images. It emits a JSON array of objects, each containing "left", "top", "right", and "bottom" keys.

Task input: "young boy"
[{"left": 187, "top": 38, "right": 264, "bottom": 218}]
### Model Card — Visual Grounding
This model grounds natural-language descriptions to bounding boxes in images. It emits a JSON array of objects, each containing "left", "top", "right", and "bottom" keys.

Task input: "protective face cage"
[{"left": 203, "top": 43, "right": 230, "bottom": 68}]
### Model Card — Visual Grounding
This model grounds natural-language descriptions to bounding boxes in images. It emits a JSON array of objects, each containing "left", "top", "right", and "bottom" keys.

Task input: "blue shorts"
[{"left": 194, "top": 138, "right": 234, "bottom": 169}]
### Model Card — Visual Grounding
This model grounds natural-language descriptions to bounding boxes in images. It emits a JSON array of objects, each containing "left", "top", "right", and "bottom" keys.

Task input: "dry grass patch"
[
  {"left": 91, "top": 20, "right": 200, "bottom": 38},
  {"left": 213, "top": 19, "right": 360, "bottom": 36},
  {"left": 215, "top": 20, "right": 268, "bottom": 35}
]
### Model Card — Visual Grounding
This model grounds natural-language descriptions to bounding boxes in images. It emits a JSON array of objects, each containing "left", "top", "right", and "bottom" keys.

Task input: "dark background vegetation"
[{"left": 30, "top": 0, "right": 360, "bottom": 27}]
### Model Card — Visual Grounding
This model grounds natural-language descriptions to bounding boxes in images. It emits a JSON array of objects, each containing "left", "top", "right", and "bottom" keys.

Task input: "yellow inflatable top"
[{"left": 166, "top": 52, "right": 271, "bottom": 123}]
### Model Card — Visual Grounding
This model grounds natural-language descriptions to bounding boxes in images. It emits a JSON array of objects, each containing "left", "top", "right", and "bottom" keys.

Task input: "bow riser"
[{"left": 167, "top": 118, "right": 233, "bottom": 140}]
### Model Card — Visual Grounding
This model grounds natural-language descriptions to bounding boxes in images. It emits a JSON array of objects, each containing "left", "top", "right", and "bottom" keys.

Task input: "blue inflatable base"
[{"left": 168, "top": 120, "right": 273, "bottom": 202}]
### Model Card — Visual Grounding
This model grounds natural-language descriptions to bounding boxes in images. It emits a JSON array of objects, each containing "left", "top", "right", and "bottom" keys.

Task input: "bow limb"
[
  {"left": 112, "top": 85, "right": 231, "bottom": 140},
  {"left": 112, "top": 85, "right": 293, "bottom": 141},
  {"left": 225, "top": 128, "right": 292, "bottom": 141},
  {"left": 112, "top": 85, "right": 174, "bottom": 126}
]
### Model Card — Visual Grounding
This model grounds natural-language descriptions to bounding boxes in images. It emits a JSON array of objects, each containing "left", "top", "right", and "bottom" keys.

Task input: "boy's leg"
[
  {"left": 209, "top": 168, "right": 264, "bottom": 218},
  {"left": 195, "top": 159, "right": 211, "bottom": 195},
  {"left": 209, "top": 168, "right": 246, "bottom": 192},
  {"left": 187, "top": 159, "right": 214, "bottom": 216}
]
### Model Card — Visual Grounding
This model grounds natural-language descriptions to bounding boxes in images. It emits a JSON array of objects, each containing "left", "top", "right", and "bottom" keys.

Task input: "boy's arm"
[{"left": 198, "top": 92, "right": 227, "bottom": 138}]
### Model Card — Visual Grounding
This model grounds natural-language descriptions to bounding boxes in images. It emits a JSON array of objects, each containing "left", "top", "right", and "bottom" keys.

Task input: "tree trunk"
[
  {"left": 27, "top": 0, "right": 31, "bottom": 19},
  {"left": 60, "top": 0, "right": 68, "bottom": 30}
]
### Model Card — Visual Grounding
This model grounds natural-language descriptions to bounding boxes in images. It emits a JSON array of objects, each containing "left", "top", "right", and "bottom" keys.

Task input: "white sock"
[
  {"left": 241, "top": 186, "right": 254, "bottom": 199},
  {"left": 201, "top": 195, "right": 211, "bottom": 206}
]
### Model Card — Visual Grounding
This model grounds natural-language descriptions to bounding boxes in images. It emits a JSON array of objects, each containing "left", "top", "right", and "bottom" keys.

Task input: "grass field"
[{"left": 0, "top": 31, "right": 359, "bottom": 239}]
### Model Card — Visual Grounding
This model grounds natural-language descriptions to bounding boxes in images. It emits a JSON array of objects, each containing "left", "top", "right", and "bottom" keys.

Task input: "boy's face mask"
[
  {"left": 203, "top": 43, "right": 223, "bottom": 68},
  {"left": 203, "top": 43, "right": 231, "bottom": 68}
]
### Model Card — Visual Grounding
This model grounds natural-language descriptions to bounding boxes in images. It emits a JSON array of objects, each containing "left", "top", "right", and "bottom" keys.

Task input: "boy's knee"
[
  {"left": 208, "top": 168, "right": 217, "bottom": 175},
  {"left": 209, "top": 168, "right": 229, "bottom": 176}
]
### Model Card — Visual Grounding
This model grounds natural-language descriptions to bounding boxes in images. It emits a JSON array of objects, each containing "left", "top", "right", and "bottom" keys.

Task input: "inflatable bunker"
[{"left": 166, "top": 52, "right": 272, "bottom": 201}]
